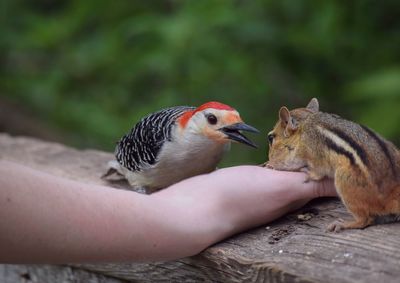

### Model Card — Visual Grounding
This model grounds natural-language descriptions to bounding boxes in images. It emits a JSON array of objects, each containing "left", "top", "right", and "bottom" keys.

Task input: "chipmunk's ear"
[
  {"left": 306, "top": 98, "right": 319, "bottom": 113},
  {"left": 279, "top": 107, "right": 298, "bottom": 137}
]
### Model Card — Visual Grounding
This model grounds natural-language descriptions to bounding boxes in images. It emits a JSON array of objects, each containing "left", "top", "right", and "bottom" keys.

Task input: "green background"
[{"left": 1, "top": 0, "right": 399, "bottom": 166}]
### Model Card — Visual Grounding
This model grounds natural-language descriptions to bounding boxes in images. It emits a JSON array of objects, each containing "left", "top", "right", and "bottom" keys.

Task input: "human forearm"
[{"left": 0, "top": 160, "right": 154, "bottom": 262}]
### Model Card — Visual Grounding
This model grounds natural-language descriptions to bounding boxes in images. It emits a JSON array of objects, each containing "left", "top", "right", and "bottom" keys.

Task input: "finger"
[{"left": 313, "top": 178, "right": 337, "bottom": 198}]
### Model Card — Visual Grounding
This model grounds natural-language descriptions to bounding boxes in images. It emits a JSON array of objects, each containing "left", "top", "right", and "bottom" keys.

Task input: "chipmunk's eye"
[
  {"left": 206, "top": 114, "right": 218, "bottom": 125},
  {"left": 267, "top": 133, "right": 275, "bottom": 145}
]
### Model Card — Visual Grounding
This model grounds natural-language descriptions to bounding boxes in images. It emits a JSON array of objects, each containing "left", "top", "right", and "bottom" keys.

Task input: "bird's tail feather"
[{"left": 101, "top": 160, "right": 124, "bottom": 179}]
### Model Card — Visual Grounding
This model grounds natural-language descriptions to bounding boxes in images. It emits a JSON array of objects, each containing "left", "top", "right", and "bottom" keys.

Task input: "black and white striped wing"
[{"left": 115, "top": 106, "right": 194, "bottom": 172}]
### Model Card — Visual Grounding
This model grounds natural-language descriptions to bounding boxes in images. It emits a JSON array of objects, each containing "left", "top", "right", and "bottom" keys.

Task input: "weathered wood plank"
[
  {"left": 1, "top": 133, "right": 400, "bottom": 283},
  {"left": 0, "top": 264, "right": 127, "bottom": 283}
]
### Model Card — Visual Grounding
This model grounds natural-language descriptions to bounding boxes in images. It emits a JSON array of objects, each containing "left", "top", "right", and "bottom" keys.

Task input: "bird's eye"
[
  {"left": 267, "top": 133, "right": 275, "bottom": 145},
  {"left": 207, "top": 114, "right": 218, "bottom": 125}
]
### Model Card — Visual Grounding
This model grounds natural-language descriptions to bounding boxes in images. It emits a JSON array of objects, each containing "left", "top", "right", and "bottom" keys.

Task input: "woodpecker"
[{"left": 103, "top": 101, "right": 259, "bottom": 192}]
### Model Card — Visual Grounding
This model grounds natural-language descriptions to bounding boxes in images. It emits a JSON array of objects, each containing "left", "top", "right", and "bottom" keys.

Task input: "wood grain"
[
  {"left": 1, "top": 133, "right": 400, "bottom": 283},
  {"left": 0, "top": 264, "right": 127, "bottom": 283}
]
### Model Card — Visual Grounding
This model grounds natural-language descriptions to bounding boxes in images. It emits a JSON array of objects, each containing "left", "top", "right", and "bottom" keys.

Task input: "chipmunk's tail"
[{"left": 374, "top": 214, "right": 400, "bottom": 225}]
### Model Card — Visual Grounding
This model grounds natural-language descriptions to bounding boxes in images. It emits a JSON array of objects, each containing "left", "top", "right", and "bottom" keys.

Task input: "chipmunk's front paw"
[
  {"left": 262, "top": 162, "right": 274, "bottom": 169},
  {"left": 327, "top": 219, "right": 344, "bottom": 233}
]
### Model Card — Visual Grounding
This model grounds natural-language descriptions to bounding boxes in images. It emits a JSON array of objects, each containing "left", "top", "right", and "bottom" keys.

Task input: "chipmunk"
[{"left": 266, "top": 98, "right": 400, "bottom": 232}]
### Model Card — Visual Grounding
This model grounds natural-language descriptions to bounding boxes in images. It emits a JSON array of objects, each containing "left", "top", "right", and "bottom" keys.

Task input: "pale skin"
[{"left": 0, "top": 160, "right": 336, "bottom": 263}]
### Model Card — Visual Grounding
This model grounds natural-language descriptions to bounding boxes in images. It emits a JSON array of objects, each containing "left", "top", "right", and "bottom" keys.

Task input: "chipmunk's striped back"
[{"left": 306, "top": 112, "right": 400, "bottom": 186}]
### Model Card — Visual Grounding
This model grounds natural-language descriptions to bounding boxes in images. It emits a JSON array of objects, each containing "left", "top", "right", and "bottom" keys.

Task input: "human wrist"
[{"left": 142, "top": 184, "right": 222, "bottom": 257}]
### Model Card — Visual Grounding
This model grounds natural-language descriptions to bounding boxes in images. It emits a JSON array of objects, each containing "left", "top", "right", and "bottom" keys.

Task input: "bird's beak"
[{"left": 219, "top": 122, "right": 259, "bottom": 148}]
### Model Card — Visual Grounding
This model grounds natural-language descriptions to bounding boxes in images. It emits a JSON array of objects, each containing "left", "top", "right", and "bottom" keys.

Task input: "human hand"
[{"left": 150, "top": 166, "right": 337, "bottom": 249}]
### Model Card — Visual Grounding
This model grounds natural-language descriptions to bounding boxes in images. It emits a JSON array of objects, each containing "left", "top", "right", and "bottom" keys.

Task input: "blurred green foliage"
[{"left": 1, "top": 0, "right": 400, "bottom": 166}]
